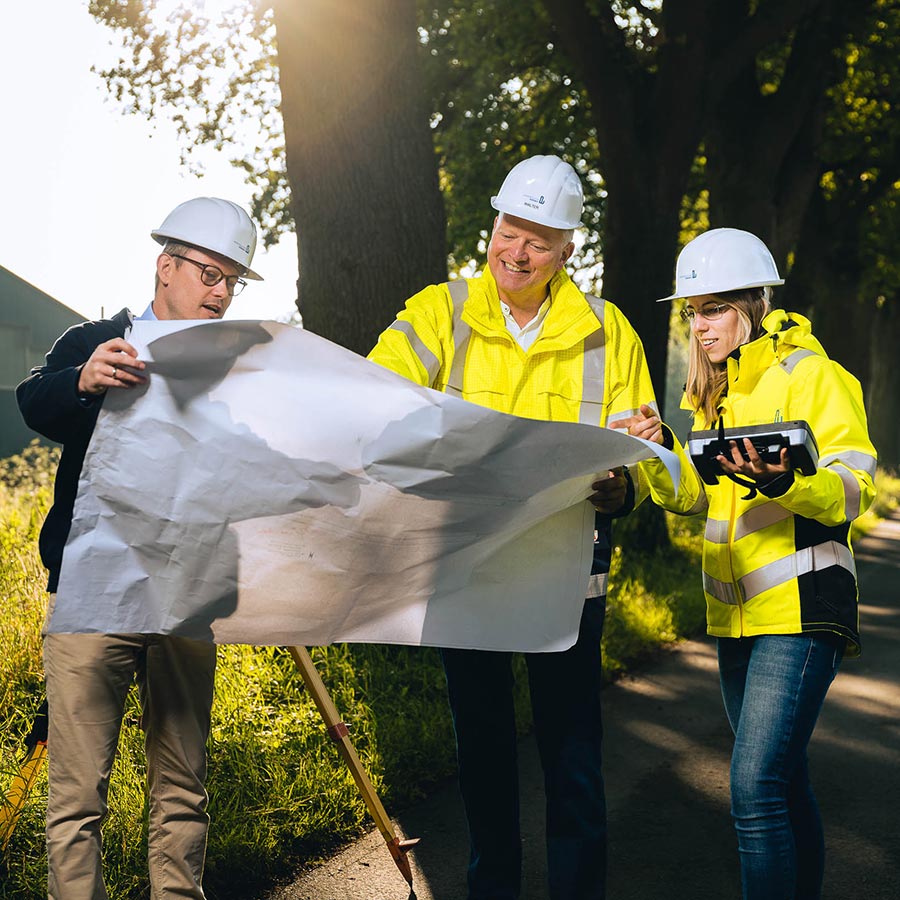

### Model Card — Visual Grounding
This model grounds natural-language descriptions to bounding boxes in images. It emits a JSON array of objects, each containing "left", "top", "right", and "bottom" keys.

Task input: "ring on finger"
[{"left": 112, "top": 365, "right": 118, "bottom": 379}]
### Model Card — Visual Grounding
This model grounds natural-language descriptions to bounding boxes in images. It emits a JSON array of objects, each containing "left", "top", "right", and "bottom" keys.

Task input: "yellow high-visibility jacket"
[
  {"left": 686, "top": 309, "right": 877, "bottom": 655},
  {"left": 368, "top": 267, "right": 705, "bottom": 595}
]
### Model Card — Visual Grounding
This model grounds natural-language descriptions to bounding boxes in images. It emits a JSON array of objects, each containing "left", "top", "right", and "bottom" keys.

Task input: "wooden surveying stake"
[{"left": 287, "top": 646, "right": 420, "bottom": 889}]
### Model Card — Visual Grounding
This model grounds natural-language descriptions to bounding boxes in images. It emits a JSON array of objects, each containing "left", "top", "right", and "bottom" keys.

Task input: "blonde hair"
[{"left": 685, "top": 288, "right": 770, "bottom": 426}]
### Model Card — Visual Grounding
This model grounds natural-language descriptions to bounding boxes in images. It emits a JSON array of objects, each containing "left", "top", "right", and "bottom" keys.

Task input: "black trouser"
[{"left": 441, "top": 595, "right": 607, "bottom": 900}]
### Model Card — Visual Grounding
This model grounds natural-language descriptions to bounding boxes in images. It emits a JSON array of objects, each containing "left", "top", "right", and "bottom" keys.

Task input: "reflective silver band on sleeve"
[
  {"left": 578, "top": 295, "right": 607, "bottom": 425},
  {"left": 445, "top": 279, "right": 471, "bottom": 398},
  {"left": 704, "top": 540, "right": 855, "bottom": 607},
  {"left": 586, "top": 573, "right": 609, "bottom": 599},
  {"left": 388, "top": 320, "right": 441, "bottom": 386},
  {"left": 685, "top": 490, "right": 709, "bottom": 516},
  {"left": 834, "top": 466, "right": 862, "bottom": 521},
  {"left": 779, "top": 348, "right": 816, "bottom": 375},
  {"left": 820, "top": 451, "right": 878, "bottom": 480}
]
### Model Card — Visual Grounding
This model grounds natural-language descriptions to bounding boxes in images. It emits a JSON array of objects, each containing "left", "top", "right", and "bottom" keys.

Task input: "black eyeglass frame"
[
  {"left": 679, "top": 302, "right": 732, "bottom": 323},
  {"left": 169, "top": 253, "right": 248, "bottom": 296}
]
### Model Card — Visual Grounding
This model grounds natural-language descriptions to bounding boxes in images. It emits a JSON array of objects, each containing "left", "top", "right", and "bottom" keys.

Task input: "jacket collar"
[
  {"left": 726, "top": 309, "right": 827, "bottom": 394},
  {"left": 463, "top": 267, "right": 601, "bottom": 351}
]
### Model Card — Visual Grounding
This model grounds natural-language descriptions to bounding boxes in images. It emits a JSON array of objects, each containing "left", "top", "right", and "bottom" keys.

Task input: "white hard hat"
[
  {"left": 151, "top": 197, "right": 263, "bottom": 280},
  {"left": 658, "top": 227, "right": 782, "bottom": 302},
  {"left": 491, "top": 155, "right": 583, "bottom": 230}
]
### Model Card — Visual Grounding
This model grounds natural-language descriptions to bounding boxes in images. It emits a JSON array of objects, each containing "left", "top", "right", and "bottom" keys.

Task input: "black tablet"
[{"left": 687, "top": 420, "right": 819, "bottom": 485}]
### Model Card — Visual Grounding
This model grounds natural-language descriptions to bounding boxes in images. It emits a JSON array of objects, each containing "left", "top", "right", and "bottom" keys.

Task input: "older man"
[
  {"left": 17, "top": 197, "right": 262, "bottom": 900},
  {"left": 369, "top": 155, "right": 702, "bottom": 899}
]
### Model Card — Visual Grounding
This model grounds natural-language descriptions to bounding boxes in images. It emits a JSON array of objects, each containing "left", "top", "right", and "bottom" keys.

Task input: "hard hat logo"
[
  {"left": 491, "top": 155, "right": 584, "bottom": 231},
  {"left": 658, "top": 228, "right": 782, "bottom": 302},
  {"left": 151, "top": 197, "right": 264, "bottom": 281},
  {"left": 522, "top": 193, "right": 544, "bottom": 213}
]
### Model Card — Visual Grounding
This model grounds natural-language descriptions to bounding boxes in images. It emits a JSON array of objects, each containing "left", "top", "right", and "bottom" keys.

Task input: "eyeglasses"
[
  {"left": 680, "top": 302, "right": 731, "bottom": 323},
  {"left": 170, "top": 254, "right": 247, "bottom": 296}
]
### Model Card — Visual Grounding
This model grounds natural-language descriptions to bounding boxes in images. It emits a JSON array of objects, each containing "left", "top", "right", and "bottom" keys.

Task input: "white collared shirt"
[{"left": 501, "top": 298, "right": 551, "bottom": 351}]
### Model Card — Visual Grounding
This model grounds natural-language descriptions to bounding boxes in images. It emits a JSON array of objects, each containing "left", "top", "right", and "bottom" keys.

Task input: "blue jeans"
[
  {"left": 718, "top": 633, "right": 844, "bottom": 900},
  {"left": 441, "top": 596, "right": 607, "bottom": 900}
]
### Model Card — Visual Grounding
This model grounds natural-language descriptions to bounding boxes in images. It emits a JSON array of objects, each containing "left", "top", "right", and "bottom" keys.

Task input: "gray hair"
[{"left": 154, "top": 241, "right": 193, "bottom": 293}]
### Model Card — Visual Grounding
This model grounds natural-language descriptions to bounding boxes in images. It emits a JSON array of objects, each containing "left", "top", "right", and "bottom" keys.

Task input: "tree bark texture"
[
  {"left": 781, "top": 187, "right": 895, "bottom": 464},
  {"left": 273, "top": 0, "right": 447, "bottom": 355},
  {"left": 785, "top": 189, "right": 871, "bottom": 383},
  {"left": 704, "top": 0, "right": 871, "bottom": 270},
  {"left": 866, "top": 299, "right": 900, "bottom": 469}
]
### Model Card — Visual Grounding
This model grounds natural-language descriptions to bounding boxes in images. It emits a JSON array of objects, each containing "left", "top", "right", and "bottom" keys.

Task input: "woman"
[{"left": 650, "top": 228, "right": 876, "bottom": 898}]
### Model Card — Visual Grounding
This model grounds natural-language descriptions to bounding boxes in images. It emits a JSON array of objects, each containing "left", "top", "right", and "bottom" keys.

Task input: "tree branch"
[
  {"left": 539, "top": 0, "right": 645, "bottom": 152},
  {"left": 709, "top": 0, "right": 827, "bottom": 101}
]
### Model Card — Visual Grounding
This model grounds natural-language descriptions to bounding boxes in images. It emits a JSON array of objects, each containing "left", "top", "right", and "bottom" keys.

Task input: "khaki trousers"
[{"left": 43, "top": 597, "right": 216, "bottom": 900}]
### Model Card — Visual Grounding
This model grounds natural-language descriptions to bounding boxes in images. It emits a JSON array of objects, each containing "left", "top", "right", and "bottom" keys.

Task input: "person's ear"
[
  {"left": 156, "top": 252, "right": 173, "bottom": 286},
  {"left": 558, "top": 241, "right": 575, "bottom": 270}
]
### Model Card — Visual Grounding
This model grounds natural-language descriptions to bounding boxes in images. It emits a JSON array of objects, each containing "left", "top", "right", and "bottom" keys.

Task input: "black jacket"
[{"left": 16, "top": 308, "right": 132, "bottom": 591}]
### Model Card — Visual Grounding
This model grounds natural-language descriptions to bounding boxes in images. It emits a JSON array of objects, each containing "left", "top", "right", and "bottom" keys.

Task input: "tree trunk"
[
  {"left": 600, "top": 188, "right": 683, "bottom": 408},
  {"left": 704, "top": 1, "right": 853, "bottom": 272},
  {"left": 866, "top": 298, "right": 900, "bottom": 470},
  {"left": 273, "top": 0, "right": 447, "bottom": 355},
  {"left": 784, "top": 190, "right": 872, "bottom": 385}
]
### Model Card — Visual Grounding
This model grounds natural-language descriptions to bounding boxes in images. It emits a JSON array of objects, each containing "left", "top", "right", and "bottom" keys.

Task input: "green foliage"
[
  {"left": 0, "top": 440, "right": 60, "bottom": 492},
  {"left": 818, "top": 0, "right": 900, "bottom": 299},
  {"left": 88, "top": 0, "right": 288, "bottom": 247},
  {"left": 0, "top": 459, "right": 54, "bottom": 899},
  {"left": 603, "top": 513, "right": 706, "bottom": 675},
  {"left": 419, "top": 1, "right": 604, "bottom": 271},
  {"left": 854, "top": 467, "right": 900, "bottom": 537}
]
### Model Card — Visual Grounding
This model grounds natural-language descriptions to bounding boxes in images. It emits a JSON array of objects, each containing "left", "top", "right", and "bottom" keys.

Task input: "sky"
[{"left": 0, "top": 1, "right": 299, "bottom": 323}]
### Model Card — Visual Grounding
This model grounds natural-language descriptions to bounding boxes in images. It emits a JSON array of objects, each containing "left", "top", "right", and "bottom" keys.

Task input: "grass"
[
  {"left": 854, "top": 468, "right": 900, "bottom": 536},
  {"left": 603, "top": 511, "right": 705, "bottom": 676},
  {"left": 2, "top": 442, "right": 893, "bottom": 899}
]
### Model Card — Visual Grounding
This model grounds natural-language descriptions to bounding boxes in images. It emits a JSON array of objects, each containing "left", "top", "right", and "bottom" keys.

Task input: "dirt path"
[{"left": 266, "top": 515, "right": 900, "bottom": 900}]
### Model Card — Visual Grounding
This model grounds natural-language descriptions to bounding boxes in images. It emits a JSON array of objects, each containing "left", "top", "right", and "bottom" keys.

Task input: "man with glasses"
[{"left": 17, "top": 197, "right": 261, "bottom": 900}]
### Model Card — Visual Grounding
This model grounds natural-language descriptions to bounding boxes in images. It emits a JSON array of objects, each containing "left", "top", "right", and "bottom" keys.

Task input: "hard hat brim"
[
  {"left": 490, "top": 198, "right": 582, "bottom": 231},
  {"left": 151, "top": 230, "right": 264, "bottom": 281},
  {"left": 657, "top": 278, "right": 785, "bottom": 303}
]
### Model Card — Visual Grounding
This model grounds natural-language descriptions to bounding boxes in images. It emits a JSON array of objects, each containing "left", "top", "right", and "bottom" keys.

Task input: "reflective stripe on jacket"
[
  {"left": 686, "top": 309, "right": 877, "bottom": 655},
  {"left": 368, "top": 267, "right": 703, "bottom": 517}
]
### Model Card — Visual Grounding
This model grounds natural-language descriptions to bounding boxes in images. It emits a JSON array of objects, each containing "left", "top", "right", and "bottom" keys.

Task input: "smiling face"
[
  {"left": 686, "top": 294, "right": 746, "bottom": 363},
  {"left": 153, "top": 246, "right": 242, "bottom": 321},
  {"left": 487, "top": 213, "right": 574, "bottom": 313}
]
